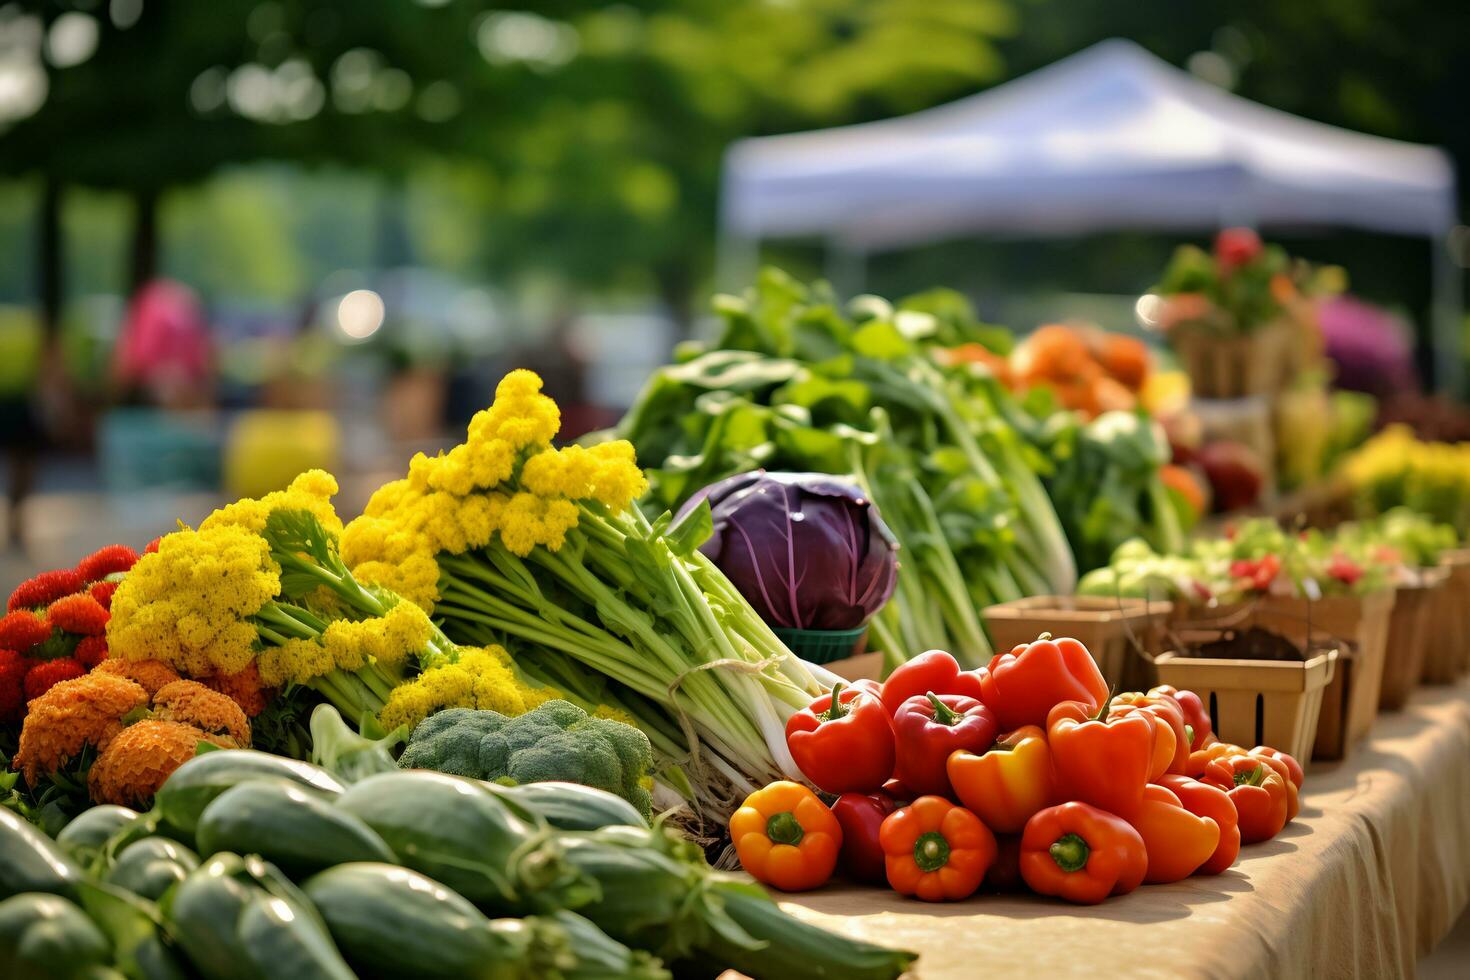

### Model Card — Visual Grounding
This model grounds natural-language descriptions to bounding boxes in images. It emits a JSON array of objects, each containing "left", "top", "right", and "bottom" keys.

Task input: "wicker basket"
[
  {"left": 1169, "top": 319, "right": 1293, "bottom": 399},
  {"left": 982, "top": 596, "right": 1172, "bottom": 690},
  {"left": 1380, "top": 569, "right": 1450, "bottom": 710},
  {"left": 1422, "top": 551, "right": 1470, "bottom": 683},
  {"left": 1154, "top": 644, "right": 1336, "bottom": 764}
]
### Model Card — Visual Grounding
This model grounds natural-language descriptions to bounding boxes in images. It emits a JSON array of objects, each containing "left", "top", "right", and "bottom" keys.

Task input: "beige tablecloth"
[{"left": 777, "top": 679, "right": 1470, "bottom": 979}]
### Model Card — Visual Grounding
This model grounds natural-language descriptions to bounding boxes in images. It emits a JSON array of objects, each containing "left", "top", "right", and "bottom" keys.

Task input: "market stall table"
[{"left": 771, "top": 679, "right": 1470, "bottom": 978}]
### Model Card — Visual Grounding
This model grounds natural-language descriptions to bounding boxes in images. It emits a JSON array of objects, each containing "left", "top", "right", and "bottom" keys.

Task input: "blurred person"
[{"left": 112, "top": 279, "right": 215, "bottom": 410}]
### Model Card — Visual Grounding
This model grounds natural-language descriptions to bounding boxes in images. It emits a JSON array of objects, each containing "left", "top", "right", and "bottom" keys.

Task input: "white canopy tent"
[{"left": 719, "top": 39, "right": 1462, "bottom": 392}]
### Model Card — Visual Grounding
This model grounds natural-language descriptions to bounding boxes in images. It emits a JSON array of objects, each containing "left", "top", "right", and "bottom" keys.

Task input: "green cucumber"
[
  {"left": 107, "top": 838, "right": 199, "bottom": 902},
  {"left": 490, "top": 781, "right": 647, "bottom": 830},
  {"left": 0, "top": 892, "right": 111, "bottom": 980},
  {"left": 155, "top": 751, "right": 345, "bottom": 837},
  {"left": 303, "top": 861, "right": 567, "bottom": 979},
  {"left": 334, "top": 770, "right": 591, "bottom": 911},
  {"left": 236, "top": 892, "right": 355, "bottom": 980},
  {"left": 56, "top": 806, "right": 142, "bottom": 859},
  {"left": 165, "top": 854, "right": 260, "bottom": 980},
  {"left": 195, "top": 781, "right": 395, "bottom": 876},
  {"left": 0, "top": 808, "right": 85, "bottom": 900}
]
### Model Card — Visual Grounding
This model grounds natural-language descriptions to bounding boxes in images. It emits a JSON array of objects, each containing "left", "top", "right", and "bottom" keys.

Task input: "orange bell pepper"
[
  {"left": 1019, "top": 801, "right": 1147, "bottom": 904},
  {"left": 1156, "top": 774, "right": 1240, "bottom": 875},
  {"left": 1127, "top": 784, "right": 1220, "bottom": 883},
  {"left": 1186, "top": 739, "right": 1244, "bottom": 778},
  {"left": 1110, "top": 692, "right": 1188, "bottom": 777},
  {"left": 977, "top": 633, "right": 1109, "bottom": 730},
  {"left": 1047, "top": 698, "right": 1155, "bottom": 819},
  {"left": 878, "top": 796, "right": 996, "bottom": 902},
  {"left": 1248, "top": 750, "right": 1300, "bottom": 822},
  {"left": 1201, "top": 754, "right": 1288, "bottom": 843},
  {"left": 1250, "top": 746, "right": 1304, "bottom": 789},
  {"left": 730, "top": 781, "right": 842, "bottom": 891},
  {"left": 1149, "top": 684, "right": 1213, "bottom": 751},
  {"left": 947, "top": 725, "right": 1055, "bottom": 834}
]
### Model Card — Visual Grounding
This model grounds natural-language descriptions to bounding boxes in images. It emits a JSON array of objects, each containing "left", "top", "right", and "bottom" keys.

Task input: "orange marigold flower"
[
  {"left": 201, "top": 663, "right": 273, "bottom": 718},
  {"left": 14, "top": 673, "right": 149, "bottom": 785},
  {"left": 75, "top": 544, "right": 139, "bottom": 583},
  {"left": 92, "top": 658, "right": 181, "bottom": 696},
  {"left": 24, "top": 658, "right": 87, "bottom": 702},
  {"left": 89, "top": 581, "right": 119, "bottom": 611},
  {"left": 8, "top": 569, "right": 83, "bottom": 612},
  {"left": 0, "top": 649, "right": 28, "bottom": 723},
  {"left": 74, "top": 635, "right": 109, "bottom": 668},
  {"left": 88, "top": 720, "right": 236, "bottom": 807},
  {"left": 150, "top": 680, "right": 251, "bottom": 746},
  {"left": 0, "top": 611, "right": 50, "bottom": 653},
  {"left": 45, "top": 594, "right": 109, "bottom": 636}
]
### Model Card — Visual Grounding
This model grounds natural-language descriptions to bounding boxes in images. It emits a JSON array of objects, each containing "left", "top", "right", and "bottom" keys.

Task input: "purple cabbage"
[{"left": 679, "top": 470, "right": 899, "bottom": 631}]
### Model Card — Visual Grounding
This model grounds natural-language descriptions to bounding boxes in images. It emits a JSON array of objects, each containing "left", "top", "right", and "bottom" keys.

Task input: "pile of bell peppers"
[{"left": 731, "top": 635, "right": 1305, "bottom": 905}]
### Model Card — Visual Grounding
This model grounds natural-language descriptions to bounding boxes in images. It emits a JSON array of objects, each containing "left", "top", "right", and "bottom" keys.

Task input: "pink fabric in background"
[{"left": 112, "top": 280, "right": 212, "bottom": 390}]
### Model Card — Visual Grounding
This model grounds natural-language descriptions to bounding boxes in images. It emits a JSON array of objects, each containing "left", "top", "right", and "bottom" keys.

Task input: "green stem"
[
  {"left": 1049, "top": 833, "right": 1090, "bottom": 873},
  {"left": 913, "top": 831, "right": 951, "bottom": 873},
  {"left": 765, "top": 811, "right": 804, "bottom": 847},
  {"left": 926, "top": 692, "right": 961, "bottom": 726}
]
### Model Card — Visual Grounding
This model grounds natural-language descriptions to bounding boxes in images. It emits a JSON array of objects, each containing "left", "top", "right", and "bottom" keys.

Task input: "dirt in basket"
[{"left": 1192, "top": 627, "right": 1308, "bottom": 662}]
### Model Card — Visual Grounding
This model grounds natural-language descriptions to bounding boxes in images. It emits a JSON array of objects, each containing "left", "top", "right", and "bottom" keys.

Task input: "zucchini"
[
  {"left": 334, "top": 771, "right": 592, "bottom": 912},
  {"left": 303, "top": 861, "right": 568, "bottom": 979},
  {"left": 490, "top": 781, "right": 647, "bottom": 831},
  {"left": 236, "top": 892, "right": 355, "bottom": 980},
  {"left": 56, "top": 806, "right": 142, "bottom": 859},
  {"left": 107, "top": 838, "right": 199, "bottom": 902},
  {"left": 0, "top": 892, "right": 111, "bottom": 980},
  {"left": 0, "top": 807, "right": 84, "bottom": 900},
  {"left": 195, "top": 781, "right": 395, "bottom": 876},
  {"left": 156, "top": 751, "right": 345, "bottom": 837},
  {"left": 165, "top": 854, "right": 261, "bottom": 980}
]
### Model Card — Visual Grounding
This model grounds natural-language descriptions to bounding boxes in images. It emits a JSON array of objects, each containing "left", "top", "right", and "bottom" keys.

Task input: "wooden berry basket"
[
  {"left": 1176, "top": 591, "right": 1393, "bottom": 758},
  {"left": 1379, "top": 568, "right": 1450, "bottom": 710},
  {"left": 982, "top": 595, "right": 1172, "bottom": 691},
  {"left": 1421, "top": 551, "right": 1470, "bottom": 683},
  {"left": 1154, "top": 641, "right": 1336, "bottom": 765}
]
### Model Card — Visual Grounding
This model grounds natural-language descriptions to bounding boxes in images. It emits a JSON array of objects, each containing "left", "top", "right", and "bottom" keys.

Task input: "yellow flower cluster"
[
  {"left": 108, "top": 525, "right": 280, "bottom": 678},
  {"left": 378, "top": 645, "right": 555, "bottom": 731},
  {"left": 1343, "top": 425, "right": 1470, "bottom": 531},
  {"left": 200, "top": 469, "right": 343, "bottom": 538},
  {"left": 256, "top": 601, "right": 431, "bottom": 687},
  {"left": 341, "top": 370, "right": 647, "bottom": 610}
]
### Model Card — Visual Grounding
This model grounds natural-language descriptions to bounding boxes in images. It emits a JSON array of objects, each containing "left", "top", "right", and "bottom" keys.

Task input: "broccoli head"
[{"left": 397, "top": 700, "right": 654, "bottom": 816}]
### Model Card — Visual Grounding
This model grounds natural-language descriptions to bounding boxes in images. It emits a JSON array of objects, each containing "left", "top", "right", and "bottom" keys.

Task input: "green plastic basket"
[{"left": 772, "top": 625, "right": 868, "bottom": 665}]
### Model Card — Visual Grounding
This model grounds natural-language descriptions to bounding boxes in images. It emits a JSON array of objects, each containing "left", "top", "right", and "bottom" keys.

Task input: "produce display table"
[{"left": 775, "top": 680, "right": 1470, "bottom": 978}]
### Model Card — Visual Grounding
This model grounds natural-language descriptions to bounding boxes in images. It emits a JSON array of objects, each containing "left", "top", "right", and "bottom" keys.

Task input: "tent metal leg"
[
  {"left": 1431, "top": 232, "right": 1464, "bottom": 397},
  {"left": 825, "top": 243, "right": 867, "bottom": 297}
]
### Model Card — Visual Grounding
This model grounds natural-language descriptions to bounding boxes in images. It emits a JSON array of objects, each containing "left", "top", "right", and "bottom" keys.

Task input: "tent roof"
[{"left": 721, "top": 39, "right": 1457, "bottom": 248}]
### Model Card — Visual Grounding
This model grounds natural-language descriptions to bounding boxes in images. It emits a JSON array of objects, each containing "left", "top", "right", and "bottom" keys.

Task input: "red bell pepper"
[
  {"left": 1019, "top": 802, "right": 1147, "bottom": 904},
  {"left": 1127, "top": 783, "right": 1220, "bottom": 883},
  {"left": 1248, "top": 750, "right": 1300, "bottom": 822},
  {"left": 1156, "top": 774, "right": 1240, "bottom": 875},
  {"left": 829, "top": 790, "right": 897, "bottom": 884},
  {"left": 784, "top": 682, "right": 894, "bottom": 794},
  {"left": 984, "top": 833, "right": 1027, "bottom": 893},
  {"left": 1046, "top": 698, "right": 1155, "bottom": 819},
  {"left": 1201, "top": 753, "right": 1288, "bottom": 843},
  {"left": 978, "top": 633, "right": 1109, "bottom": 730},
  {"left": 1149, "top": 684, "right": 1213, "bottom": 751},
  {"left": 1110, "top": 691, "right": 1188, "bottom": 777},
  {"left": 1250, "top": 746, "right": 1304, "bottom": 790},
  {"left": 880, "top": 650, "right": 984, "bottom": 714},
  {"left": 892, "top": 692, "right": 997, "bottom": 797}
]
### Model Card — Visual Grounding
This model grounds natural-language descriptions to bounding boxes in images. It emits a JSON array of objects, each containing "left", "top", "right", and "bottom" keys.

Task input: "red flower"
[
  {"left": 1229, "top": 555, "right": 1281, "bottom": 592},
  {"left": 0, "top": 649, "right": 27, "bottom": 722},
  {"left": 0, "top": 611, "right": 51, "bottom": 653},
  {"left": 23, "top": 657, "right": 87, "bottom": 701},
  {"left": 45, "top": 594, "right": 109, "bottom": 636},
  {"left": 74, "top": 635, "right": 109, "bottom": 668},
  {"left": 89, "top": 580, "right": 119, "bottom": 611},
  {"left": 144, "top": 537, "right": 162, "bottom": 555},
  {"left": 75, "top": 544, "right": 139, "bottom": 583},
  {"left": 7, "top": 569, "right": 83, "bottom": 612},
  {"left": 1327, "top": 553, "right": 1364, "bottom": 587},
  {"left": 1215, "top": 228, "right": 1263, "bottom": 270}
]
